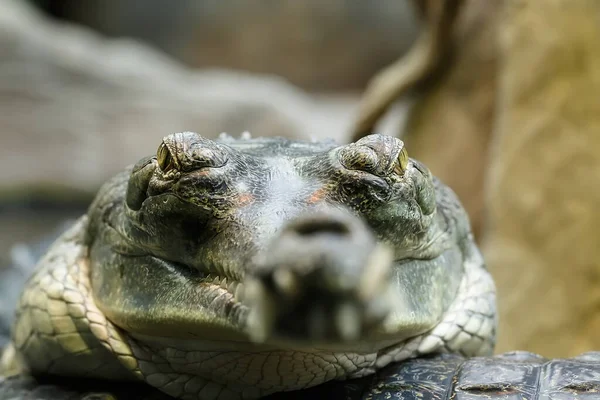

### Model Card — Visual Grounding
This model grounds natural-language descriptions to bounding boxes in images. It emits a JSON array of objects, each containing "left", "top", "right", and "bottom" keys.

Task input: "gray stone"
[{"left": 0, "top": 0, "right": 319, "bottom": 199}]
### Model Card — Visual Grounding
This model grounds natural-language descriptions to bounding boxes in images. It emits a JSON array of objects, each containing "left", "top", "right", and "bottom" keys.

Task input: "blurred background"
[{"left": 0, "top": 0, "right": 599, "bottom": 359}]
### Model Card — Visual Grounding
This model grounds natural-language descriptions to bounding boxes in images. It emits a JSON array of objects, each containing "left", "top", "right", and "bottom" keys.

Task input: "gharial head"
[{"left": 86, "top": 131, "right": 486, "bottom": 351}]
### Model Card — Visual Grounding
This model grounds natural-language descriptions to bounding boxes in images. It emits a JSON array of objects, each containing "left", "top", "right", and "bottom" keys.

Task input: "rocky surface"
[
  {"left": 483, "top": 0, "right": 600, "bottom": 357},
  {"left": 401, "top": 0, "right": 502, "bottom": 240}
]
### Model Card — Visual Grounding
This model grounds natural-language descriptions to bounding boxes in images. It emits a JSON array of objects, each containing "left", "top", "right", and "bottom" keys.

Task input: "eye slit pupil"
[
  {"left": 157, "top": 142, "right": 176, "bottom": 172},
  {"left": 395, "top": 147, "right": 409, "bottom": 175}
]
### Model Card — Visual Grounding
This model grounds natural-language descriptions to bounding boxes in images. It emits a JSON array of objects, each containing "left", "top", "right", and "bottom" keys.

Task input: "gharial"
[{"left": 0, "top": 132, "right": 497, "bottom": 400}]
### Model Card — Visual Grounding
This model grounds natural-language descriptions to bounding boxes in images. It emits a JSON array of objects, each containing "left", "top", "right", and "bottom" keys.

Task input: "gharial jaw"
[
  {"left": 4, "top": 216, "right": 494, "bottom": 400},
  {"left": 114, "top": 238, "right": 496, "bottom": 400},
  {"left": 90, "top": 199, "right": 466, "bottom": 351}
]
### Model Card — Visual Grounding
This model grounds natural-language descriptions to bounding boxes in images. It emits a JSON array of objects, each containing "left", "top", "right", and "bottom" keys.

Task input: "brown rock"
[
  {"left": 483, "top": 0, "right": 600, "bottom": 357},
  {"left": 402, "top": 0, "right": 502, "bottom": 240}
]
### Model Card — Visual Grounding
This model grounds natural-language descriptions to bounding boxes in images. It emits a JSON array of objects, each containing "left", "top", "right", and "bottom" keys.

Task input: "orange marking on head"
[
  {"left": 307, "top": 187, "right": 327, "bottom": 204},
  {"left": 237, "top": 192, "right": 254, "bottom": 206}
]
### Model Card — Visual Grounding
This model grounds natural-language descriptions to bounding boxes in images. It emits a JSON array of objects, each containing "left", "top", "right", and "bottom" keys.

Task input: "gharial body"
[
  {"left": 4, "top": 352, "right": 600, "bottom": 400},
  {"left": 0, "top": 132, "right": 496, "bottom": 400}
]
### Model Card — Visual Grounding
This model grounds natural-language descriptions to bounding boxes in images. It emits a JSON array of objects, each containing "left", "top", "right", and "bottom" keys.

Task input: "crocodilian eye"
[
  {"left": 157, "top": 142, "right": 176, "bottom": 172},
  {"left": 393, "top": 146, "right": 409, "bottom": 175}
]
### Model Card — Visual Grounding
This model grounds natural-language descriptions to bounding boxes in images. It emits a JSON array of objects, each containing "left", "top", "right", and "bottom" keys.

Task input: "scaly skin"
[{"left": 1, "top": 133, "right": 496, "bottom": 400}]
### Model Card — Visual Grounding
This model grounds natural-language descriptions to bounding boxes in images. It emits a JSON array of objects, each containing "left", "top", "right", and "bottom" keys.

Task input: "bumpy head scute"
[
  {"left": 157, "top": 131, "right": 230, "bottom": 174},
  {"left": 338, "top": 134, "right": 408, "bottom": 177}
]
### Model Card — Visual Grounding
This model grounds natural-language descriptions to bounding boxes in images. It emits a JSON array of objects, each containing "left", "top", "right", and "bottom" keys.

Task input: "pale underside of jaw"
[
  {"left": 172, "top": 276, "right": 385, "bottom": 349},
  {"left": 158, "top": 244, "right": 427, "bottom": 352},
  {"left": 147, "top": 252, "right": 496, "bottom": 359}
]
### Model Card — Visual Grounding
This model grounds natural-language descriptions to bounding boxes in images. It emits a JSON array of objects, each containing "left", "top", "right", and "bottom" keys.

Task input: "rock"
[
  {"left": 483, "top": 0, "right": 600, "bottom": 357},
  {"left": 402, "top": 0, "right": 502, "bottom": 240},
  {"left": 35, "top": 0, "right": 421, "bottom": 91},
  {"left": 0, "top": 0, "right": 323, "bottom": 200}
]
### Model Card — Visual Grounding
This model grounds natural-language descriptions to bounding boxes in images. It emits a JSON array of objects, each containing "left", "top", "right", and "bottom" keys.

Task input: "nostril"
[{"left": 293, "top": 220, "right": 351, "bottom": 236}]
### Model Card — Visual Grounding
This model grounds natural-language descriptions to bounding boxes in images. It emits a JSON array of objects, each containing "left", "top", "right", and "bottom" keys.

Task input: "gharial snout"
[{"left": 244, "top": 208, "right": 395, "bottom": 343}]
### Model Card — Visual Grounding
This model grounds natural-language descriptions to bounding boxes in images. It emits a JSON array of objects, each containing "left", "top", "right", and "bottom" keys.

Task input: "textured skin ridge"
[
  {"left": 4, "top": 217, "right": 140, "bottom": 381},
  {"left": 373, "top": 238, "right": 496, "bottom": 369},
  {"left": 125, "top": 245, "right": 495, "bottom": 399}
]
